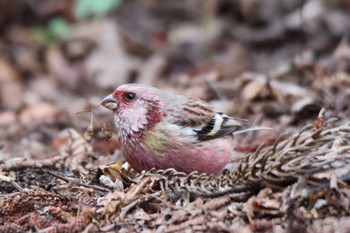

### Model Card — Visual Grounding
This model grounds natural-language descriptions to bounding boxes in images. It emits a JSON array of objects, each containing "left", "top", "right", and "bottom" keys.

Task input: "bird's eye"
[{"left": 125, "top": 92, "right": 136, "bottom": 101}]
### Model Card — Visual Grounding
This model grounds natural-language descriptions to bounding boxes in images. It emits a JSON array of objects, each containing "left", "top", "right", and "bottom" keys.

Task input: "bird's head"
[
  {"left": 102, "top": 84, "right": 142, "bottom": 112},
  {"left": 101, "top": 84, "right": 167, "bottom": 138}
]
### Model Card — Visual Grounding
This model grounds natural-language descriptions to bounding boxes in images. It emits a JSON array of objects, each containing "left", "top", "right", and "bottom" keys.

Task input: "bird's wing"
[{"left": 172, "top": 97, "right": 243, "bottom": 141}]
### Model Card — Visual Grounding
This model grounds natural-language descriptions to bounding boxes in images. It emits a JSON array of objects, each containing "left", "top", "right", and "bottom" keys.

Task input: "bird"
[{"left": 101, "top": 83, "right": 259, "bottom": 175}]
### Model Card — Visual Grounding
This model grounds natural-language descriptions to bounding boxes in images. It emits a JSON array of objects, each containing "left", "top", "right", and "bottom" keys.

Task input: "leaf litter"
[{"left": 1, "top": 0, "right": 350, "bottom": 232}]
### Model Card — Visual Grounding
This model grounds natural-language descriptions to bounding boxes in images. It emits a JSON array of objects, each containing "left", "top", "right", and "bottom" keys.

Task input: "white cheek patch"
[
  {"left": 130, "top": 124, "right": 139, "bottom": 132},
  {"left": 117, "top": 106, "right": 149, "bottom": 133},
  {"left": 114, "top": 116, "right": 122, "bottom": 129}
]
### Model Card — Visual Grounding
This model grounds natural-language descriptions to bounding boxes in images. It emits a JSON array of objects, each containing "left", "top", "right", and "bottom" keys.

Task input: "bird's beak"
[{"left": 101, "top": 94, "right": 119, "bottom": 111}]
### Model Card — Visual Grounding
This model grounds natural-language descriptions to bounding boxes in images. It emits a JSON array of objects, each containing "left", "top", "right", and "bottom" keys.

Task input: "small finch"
[{"left": 102, "top": 83, "right": 257, "bottom": 175}]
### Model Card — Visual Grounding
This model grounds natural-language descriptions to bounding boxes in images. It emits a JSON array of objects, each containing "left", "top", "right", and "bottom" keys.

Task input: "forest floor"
[{"left": 1, "top": 0, "right": 350, "bottom": 232}]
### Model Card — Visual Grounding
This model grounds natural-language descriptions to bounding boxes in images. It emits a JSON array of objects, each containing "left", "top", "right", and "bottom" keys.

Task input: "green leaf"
[
  {"left": 48, "top": 17, "right": 70, "bottom": 39},
  {"left": 74, "top": 0, "right": 121, "bottom": 19},
  {"left": 30, "top": 18, "right": 70, "bottom": 45}
]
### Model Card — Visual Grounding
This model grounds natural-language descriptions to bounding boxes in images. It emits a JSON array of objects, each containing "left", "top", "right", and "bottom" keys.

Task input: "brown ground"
[{"left": 1, "top": 0, "right": 350, "bottom": 232}]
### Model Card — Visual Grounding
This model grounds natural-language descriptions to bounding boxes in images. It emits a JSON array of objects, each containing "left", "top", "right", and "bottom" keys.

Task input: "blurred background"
[{"left": 1, "top": 0, "right": 350, "bottom": 159}]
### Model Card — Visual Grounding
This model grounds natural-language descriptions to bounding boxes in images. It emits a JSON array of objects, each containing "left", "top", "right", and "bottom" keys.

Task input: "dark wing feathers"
[
  {"left": 173, "top": 97, "right": 243, "bottom": 141},
  {"left": 195, "top": 113, "right": 243, "bottom": 141}
]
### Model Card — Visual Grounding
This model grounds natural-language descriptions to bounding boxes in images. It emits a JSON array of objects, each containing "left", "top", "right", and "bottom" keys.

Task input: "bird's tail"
[{"left": 233, "top": 126, "right": 272, "bottom": 135}]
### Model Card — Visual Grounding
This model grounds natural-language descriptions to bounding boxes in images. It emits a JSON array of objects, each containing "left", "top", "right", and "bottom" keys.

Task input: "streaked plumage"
[{"left": 102, "top": 83, "right": 247, "bottom": 175}]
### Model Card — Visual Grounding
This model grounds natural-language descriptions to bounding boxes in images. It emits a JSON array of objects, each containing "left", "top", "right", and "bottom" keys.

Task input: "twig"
[
  {"left": 1, "top": 154, "right": 68, "bottom": 171},
  {"left": 47, "top": 170, "right": 111, "bottom": 193},
  {"left": 120, "top": 194, "right": 158, "bottom": 220}
]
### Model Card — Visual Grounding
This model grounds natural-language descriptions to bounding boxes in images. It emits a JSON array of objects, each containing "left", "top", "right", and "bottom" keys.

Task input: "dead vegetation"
[{"left": 1, "top": 0, "right": 350, "bottom": 232}]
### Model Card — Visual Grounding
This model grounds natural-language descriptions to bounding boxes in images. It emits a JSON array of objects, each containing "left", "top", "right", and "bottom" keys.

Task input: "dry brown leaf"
[
  {"left": 137, "top": 55, "right": 166, "bottom": 85},
  {"left": 241, "top": 79, "right": 275, "bottom": 101},
  {"left": 312, "top": 108, "right": 326, "bottom": 139},
  {"left": 203, "top": 196, "right": 231, "bottom": 211},
  {"left": 46, "top": 44, "right": 82, "bottom": 90},
  {"left": 97, "top": 119, "right": 113, "bottom": 139},
  {"left": 0, "top": 58, "right": 24, "bottom": 110},
  {"left": 97, "top": 161, "right": 132, "bottom": 190},
  {"left": 19, "top": 102, "right": 58, "bottom": 125},
  {"left": 242, "top": 72, "right": 310, "bottom": 99},
  {"left": 56, "top": 128, "right": 92, "bottom": 174},
  {"left": 0, "top": 111, "right": 16, "bottom": 126},
  {"left": 96, "top": 177, "right": 152, "bottom": 216},
  {"left": 77, "top": 19, "right": 138, "bottom": 89},
  {"left": 84, "top": 113, "right": 94, "bottom": 142},
  {"left": 243, "top": 188, "right": 281, "bottom": 221}
]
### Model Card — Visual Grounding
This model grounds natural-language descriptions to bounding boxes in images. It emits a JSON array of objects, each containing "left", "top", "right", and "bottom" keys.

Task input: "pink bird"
[{"left": 102, "top": 83, "right": 257, "bottom": 175}]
